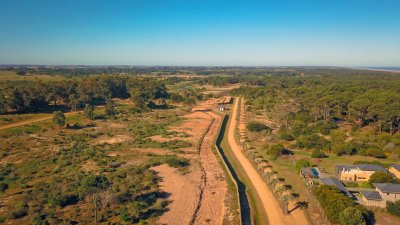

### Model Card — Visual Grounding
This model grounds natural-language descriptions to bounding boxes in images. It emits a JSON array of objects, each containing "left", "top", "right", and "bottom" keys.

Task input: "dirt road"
[
  {"left": 0, "top": 111, "right": 80, "bottom": 131},
  {"left": 227, "top": 98, "right": 310, "bottom": 225}
]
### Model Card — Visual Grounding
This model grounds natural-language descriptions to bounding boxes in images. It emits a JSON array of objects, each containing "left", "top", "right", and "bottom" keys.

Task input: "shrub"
[
  {"left": 296, "top": 134, "right": 330, "bottom": 150},
  {"left": 147, "top": 155, "right": 190, "bottom": 169},
  {"left": 0, "top": 183, "right": 8, "bottom": 192},
  {"left": 295, "top": 159, "right": 310, "bottom": 172},
  {"left": 333, "top": 142, "right": 357, "bottom": 156},
  {"left": 339, "top": 206, "right": 366, "bottom": 225},
  {"left": 311, "top": 149, "right": 327, "bottom": 158},
  {"left": 279, "top": 133, "right": 294, "bottom": 141},
  {"left": 314, "top": 185, "right": 370, "bottom": 224},
  {"left": 247, "top": 122, "right": 271, "bottom": 133},
  {"left": 366, "top": 148, "right": 386, "bottom": 158},
  {"left": 369, "top": 171, "right": 399, "bottom": 184},
  {"left": 9, "top": 202, "right": 29, "bottom": 219},
  {"left": 315, "top": 121, "right": 338, "bottom": 135},
  {"left": 387, "top": 200, "right": 400, "bottom": 217},
  {"left": 267, "top": 144, "right": 291, "bottom": 159}
]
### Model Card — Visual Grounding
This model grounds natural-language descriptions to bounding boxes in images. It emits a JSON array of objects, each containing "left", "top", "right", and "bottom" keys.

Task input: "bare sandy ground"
[
  {"left": 153, "top": 164, "right": 202, "bottom": 225},
  {"left": 152, "top": 111, "right": 227, "bottom": 225},
  {"left": 228, "top": 98, "right": 310, "bottom": 225},
  {"left": 193, "top": 112, "right": 227, "bottom": 225},
  {"left": 96, "top": 134, "right": 132, "bottom": 144}
]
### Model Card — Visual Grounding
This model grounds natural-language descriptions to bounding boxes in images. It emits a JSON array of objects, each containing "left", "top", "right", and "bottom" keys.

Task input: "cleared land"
[{"left": 194, "top": 112, "right": 227, "bottom": 225}]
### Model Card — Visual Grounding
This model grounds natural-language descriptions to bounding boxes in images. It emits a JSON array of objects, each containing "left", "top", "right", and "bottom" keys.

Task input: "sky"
[{"left": 0, "top": 0, "right": 399, "bottom": 66}]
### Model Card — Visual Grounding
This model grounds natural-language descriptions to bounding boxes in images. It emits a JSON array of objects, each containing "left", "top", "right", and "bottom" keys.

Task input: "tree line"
[{"left": 0, "top": 75, "right": 171, "bottom": 114}]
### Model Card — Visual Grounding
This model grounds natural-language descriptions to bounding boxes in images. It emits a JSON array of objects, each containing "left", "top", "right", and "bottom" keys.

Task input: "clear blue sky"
[{"left": 0, "top": 0, "right": 399, "bottom": 66}]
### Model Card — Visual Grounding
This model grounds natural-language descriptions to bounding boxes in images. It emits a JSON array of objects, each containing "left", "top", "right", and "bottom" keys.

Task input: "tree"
[
  {"left": 339, "top": 207, "right": 366, "bottom": 225},
  {"left": 349, "top": 96, "right": 371, "bottom": 128},
  {"left": 105, "top": 99, "right": 115, "bottom": 116},
  {"left": 387, "top": 200, "right": 400, "bottom": 217},
  {"left": 0, "top": 92, "right": 7, "bottom": 114},
  {"left": 79, "top": 174, "right": 110, "bottom": 223},
  {"left": 84, "top": 104, "right": 95, "bottom": 120},
  {"left": 369, "top": 171, "right": 398, "bottom": 184},
  {"left": 52, "top": 111, "right": 65, "bottom": 127},
  {"left": 8, "top": 89, "right": 25, "bottom": 112}
]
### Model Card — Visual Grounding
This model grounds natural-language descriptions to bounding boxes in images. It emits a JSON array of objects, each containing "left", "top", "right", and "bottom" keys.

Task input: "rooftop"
[
  {"left": 391, "top": 164, "right": 400, "bottom": 172},
  {"left": 320, "top": 177, "right": 353, "bottom": 198},
  {"left": 360, "top": 191, "right": 383, "bottom": 201},
  {"left": 335, "top": 164, "right": 387, "bottom": 172},
  {"left": 374, "top": 183, "right": 400, "bottom": 193}
]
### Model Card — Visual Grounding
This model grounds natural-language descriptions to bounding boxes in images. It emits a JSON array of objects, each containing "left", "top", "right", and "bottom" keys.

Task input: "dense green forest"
[{"left": 0, "top": 76, "right": 195, "bottom": 114}]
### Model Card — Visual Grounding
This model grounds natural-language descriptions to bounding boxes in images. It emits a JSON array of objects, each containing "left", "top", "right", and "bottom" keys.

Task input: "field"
[
  {"left": 0, "top": 75, "right": 243, "bottom": 225},
  {"left": 0, "top": 71, "right": 65, "bottom": 82}
]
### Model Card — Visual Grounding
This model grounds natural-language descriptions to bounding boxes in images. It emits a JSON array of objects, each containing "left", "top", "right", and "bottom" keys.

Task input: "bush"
[
  {"left": 0, "top": 183, "right": 8, "bottom": 192},
  {"left": 267, "top": 144, "right": 291, "bottom": 159},
  {"left": 333, "top": 142, "right": 358, "bottom": 156},
  {"left": 369, "top": 171, "right": 399, "bottom": 184},
  {"left": 339, "top": 206, "right": 367, "bottom": 225},
  {"left": 296, "top": 134, "right": 331, "bottom": 150},
  {"left": 295, "top": 159, "right": 310, "bottom": 172},
  {"left": 311, "top": 149, "right": 327, "bottom": 158},
  {"left": 279, "top": 132, "right": 294, "bottom": 141},
  {"left": 315, "top": 121, "right": 338, "bottom": 135},
  {"left": 387, "top": 200, "right": 400, "bottom": 217},
  {"left": 314, "top": 185, "right": 370, "bottom": 224},
  {"left": 9, "top": 202, "right": 29, "bottom": 219},
  {"left": 247, "top": 122, "right": 271, "bottom": 133},
  {"left": 366, "top": 148, "right": 386, "bottom": 158},
  {"left": 147, "top": 155, "right": 190, "bottom": 169}
]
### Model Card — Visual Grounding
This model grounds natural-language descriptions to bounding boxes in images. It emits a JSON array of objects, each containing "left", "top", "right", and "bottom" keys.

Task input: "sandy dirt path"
[
  {"left": 152, "top": 164, "right": 202, "bottom": 225},
  {"left": 193, "top": 112, "right": 227, "bottom": 225},
  {"left": 0, "top": 111, "right": 79, "bottom": 131},
  {"left": 228, "top": 98, "right": 310, "bottom": 225}
]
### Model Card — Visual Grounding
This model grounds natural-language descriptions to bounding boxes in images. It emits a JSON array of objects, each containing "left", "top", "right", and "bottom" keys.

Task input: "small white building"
[{"left": 218, "top": 104, "right": 226, "bottom": 111}]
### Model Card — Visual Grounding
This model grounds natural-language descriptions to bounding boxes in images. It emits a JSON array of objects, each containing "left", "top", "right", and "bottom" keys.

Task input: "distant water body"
[{"left": 358, "top": 67, "right": 400, "bottom": 73}]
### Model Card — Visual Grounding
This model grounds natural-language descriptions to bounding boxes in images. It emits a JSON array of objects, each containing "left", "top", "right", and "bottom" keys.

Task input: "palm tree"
[
  {"left": 280, "top": 194, "right": 296, "bottom": 214},
  {"left": 276, "top": 184, "right": 292, "bottom": 195},
  {"left": 295, "top": 201, "right": 309, "bottom": 210},
  {"left": 264, "top": 171, "right": 274, "bottom": 179},
  {"left": 269, "top": 178, "right": 280, "bottom": 188}
]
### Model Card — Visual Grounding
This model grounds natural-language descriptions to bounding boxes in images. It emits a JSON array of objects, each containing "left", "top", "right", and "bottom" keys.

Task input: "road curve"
[{"left": 227, "top": 97, "right": 309, "bottom": 225}]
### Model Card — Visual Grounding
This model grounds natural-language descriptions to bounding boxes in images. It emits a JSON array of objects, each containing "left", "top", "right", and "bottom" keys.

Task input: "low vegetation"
[{"left": 314, "top": 185, "right": 370, "bottom": 225}]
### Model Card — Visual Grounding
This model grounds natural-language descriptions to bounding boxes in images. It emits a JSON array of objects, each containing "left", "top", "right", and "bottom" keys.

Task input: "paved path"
[{"left": 227, "top": 97, "right": 310, "bottom": 225}]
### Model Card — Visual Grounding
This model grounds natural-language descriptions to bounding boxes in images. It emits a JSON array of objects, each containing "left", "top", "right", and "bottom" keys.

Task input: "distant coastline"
[{"left": 357, "top": 67, "right": 400, "bottom": 73}]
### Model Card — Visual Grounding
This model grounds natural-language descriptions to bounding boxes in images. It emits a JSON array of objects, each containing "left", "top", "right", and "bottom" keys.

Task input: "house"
[
  {"left": 389, "top": 164, "right": 400, "bottom": 179},
  {"left": 360, "top": 183, "right": 400, "bottom": 208},
  {"left": 374, "top": 183, "right": 400, "bottom": 202},
  {"left": 359, "top": 190, "right": 385, "bottom": 208},
  {"left": 335, "top": 164, "right": 387, "bottom": 182},
  {"left": 217, "top": 104, "right": 226, "bottom": 111},
  {"left": 320, "top": 177, "right": 353, "bottom": 198}
]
